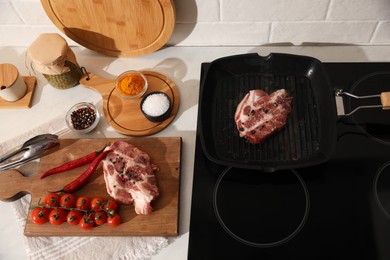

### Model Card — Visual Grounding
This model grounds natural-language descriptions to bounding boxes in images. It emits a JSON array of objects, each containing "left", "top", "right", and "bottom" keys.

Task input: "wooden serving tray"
[
  {"left": 0, "top": 137, "right": 181, "bottom": 237},
  {"left": 80, "top": 71, "right": 180, "bottom": 136}
]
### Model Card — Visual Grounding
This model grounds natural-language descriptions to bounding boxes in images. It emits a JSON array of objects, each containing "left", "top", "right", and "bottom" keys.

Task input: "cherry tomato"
[
  {"left": 49, "top": 208, "right": 67, "bottom": 225},
  {"left": 31, "top": 207, "right": 50, "bottom": 225},
  {"left": 60, "top": 193, "right": 77, "bottom": 208},
  {"left": 107, "top": 213, "right": 121, "bottom": 227},
  {"left": 90, "top": 197, "right": 105, "bottom": 210},
  {"left": 76, "top": 196, "right": 91, "bottom": 210},
  {"left": 66, "top": 210, "right": 83, "bottom": 225},
  {"left": 44, "top": 193, "right": 61, "bottom": 207},
  {"left": 80, "top": 214, "right": 94, "bottom": 230},
  {"left": 104, "top": 198, "right": 119, "bottom": 212},
  {"left": 94, "top": 211, "right": 107, "bottom": 226}
]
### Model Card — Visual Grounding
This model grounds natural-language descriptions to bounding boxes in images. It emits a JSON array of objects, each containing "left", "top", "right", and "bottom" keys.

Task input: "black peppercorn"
[{"left": 70, "top": 106, "right": 97, "bottom": 130}]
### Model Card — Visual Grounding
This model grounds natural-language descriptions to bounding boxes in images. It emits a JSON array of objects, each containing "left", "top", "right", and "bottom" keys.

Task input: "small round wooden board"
[{"left": 80, "top": 71, "right": 179, "bottom": 136}]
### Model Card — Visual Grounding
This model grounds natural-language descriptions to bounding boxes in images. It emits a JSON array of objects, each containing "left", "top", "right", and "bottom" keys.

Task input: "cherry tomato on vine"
[
  {"left": 31, "top": 207, "right": 50, "bottom": 225},
  {"left": 107, "top": 213, "right": 121, "bottom": 227},
  {"left": 76, "top": 196, "right": 91, "bottom": 210},
  {"left": 60, "top": 193, "right": 77, "bottom": 208},
  {"left": 90, "top": 197, "right": 105, "bottom": 210},
  {"left": 44, "top": 193, "right": 61, "bottom": 207},
  {"left": 94, "top": 211, "right": 107, "bottom": 226},
  {"left": 66, "top": 210, "right": 83, "bottom": 225},
  {"left": 80, "top": 214, "right": 94, "bottom": 230},
  {"left": 49, "top": 208, "right": 67, "bottom": 225},
  {"left": 104, "top": 198, "right": 118, "bottom": 212}
]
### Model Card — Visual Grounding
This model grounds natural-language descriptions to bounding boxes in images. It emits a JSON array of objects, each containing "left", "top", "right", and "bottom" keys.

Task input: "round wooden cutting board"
[
  {"left": 80, "top": 70, "right": 180, "bottom": 136},
  {"left": 41, "top": 0, "right": 175, "bottom": 57}
]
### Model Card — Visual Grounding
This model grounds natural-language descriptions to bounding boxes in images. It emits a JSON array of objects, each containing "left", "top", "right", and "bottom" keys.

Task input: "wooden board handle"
[
  {"left": 0, "top": 169, "right": 33, "bottom": 201},
  {"left": 381, "top": 92, "right": 390, "bottom": 110},
  {"left": 79, "top": 72, "right": 114, "bottom": 96}
]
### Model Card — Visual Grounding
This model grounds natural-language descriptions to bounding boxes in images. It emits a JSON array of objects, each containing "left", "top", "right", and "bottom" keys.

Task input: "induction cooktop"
[{"left": 188, "top": 61, "right": 390, "bottom": 260}]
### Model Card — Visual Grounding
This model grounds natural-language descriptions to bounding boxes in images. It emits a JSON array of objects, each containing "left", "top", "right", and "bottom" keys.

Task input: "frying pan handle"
[
  {"left": 380, "top": 92, "right": 390, "bottom": 110},
  {"left": 335, "top": 90, "right": 390, "bottom": 116}
]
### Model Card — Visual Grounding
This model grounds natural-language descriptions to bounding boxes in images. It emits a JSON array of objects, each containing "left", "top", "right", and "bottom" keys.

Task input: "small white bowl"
[{"left": 66, "top": 102, "right": 100, "bottom": 133}]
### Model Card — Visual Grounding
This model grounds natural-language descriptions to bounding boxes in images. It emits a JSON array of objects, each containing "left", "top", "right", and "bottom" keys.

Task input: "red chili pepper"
[
  {"left": 52, "top": 149, "right": 112, "bottom": 193},
  {"left": 40, "top": 146, "right": 106, "bottom": 179}
]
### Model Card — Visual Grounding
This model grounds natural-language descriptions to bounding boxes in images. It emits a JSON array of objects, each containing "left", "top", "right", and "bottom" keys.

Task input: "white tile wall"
[
  {"left": 372, "top": 21, "right": 390, "bottom": 43},
  {"left": 221, "top": 0, "right": 330, "bottom": 21},
  {"left": 175, "top": 0, "right": 220, "bottom": 22},
  {"left": 0, "top": 2, "right": 23, "bottom": 24},
  {"left": 328, "top": 0, "right": 390, "bottom": 20},
  {"left": 12, "top": 0, "right": 52, "bottom": 25},
  {"left": 168, "top": 22, "right": 270, "bottom": 46},
  {"left": 0, "top": 0, "right": 389, "bottom": 47},
  {"left": 270, "top": 21, "right": 377, "bottom": 44}
]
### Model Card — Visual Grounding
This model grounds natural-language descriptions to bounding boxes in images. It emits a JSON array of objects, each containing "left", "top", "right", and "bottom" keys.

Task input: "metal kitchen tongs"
[
  {"left": 335, "top": 89, "right": 390, "bottom": 117},
  {"left": 0, "top": 134, "right": 59, "bottom": 171}
]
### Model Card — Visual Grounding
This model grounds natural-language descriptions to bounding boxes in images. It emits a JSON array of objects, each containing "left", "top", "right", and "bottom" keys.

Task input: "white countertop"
[{"left": 1, "top": 45, "right": 390, "bottom": 260}]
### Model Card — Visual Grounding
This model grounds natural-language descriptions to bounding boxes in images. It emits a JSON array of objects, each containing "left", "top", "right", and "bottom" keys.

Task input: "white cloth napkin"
[{"left": 0, "top": 117, "right": 169, "bottom": 260}]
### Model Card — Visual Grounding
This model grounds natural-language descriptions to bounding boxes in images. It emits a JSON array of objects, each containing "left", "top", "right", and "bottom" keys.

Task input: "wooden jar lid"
[{"left": 0, "top": 64, "right": 18, "bottom": 89}]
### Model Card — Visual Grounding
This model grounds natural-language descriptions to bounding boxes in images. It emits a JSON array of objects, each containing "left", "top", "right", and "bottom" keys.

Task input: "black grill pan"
[{"left": 198, "top": 53, "right": 337, "bottom": 172}]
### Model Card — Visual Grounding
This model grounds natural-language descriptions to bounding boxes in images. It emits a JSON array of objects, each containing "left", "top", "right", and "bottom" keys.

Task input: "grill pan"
[{"left": 198, "top": 53, "right": 337, "bottom": 172}]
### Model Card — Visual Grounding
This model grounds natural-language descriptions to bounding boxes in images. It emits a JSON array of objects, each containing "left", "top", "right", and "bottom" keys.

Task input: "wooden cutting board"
[
  {"left": 41, "top": 0, "right": 175, "bottom": 57},
  {"left": 0, "top": 137, "right": 181, "bottom": 237}
]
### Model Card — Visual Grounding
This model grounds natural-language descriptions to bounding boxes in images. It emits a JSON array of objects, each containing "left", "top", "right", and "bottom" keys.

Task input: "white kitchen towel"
[{"left": 0, "top": 118, "right": 169, "bottom": 260}]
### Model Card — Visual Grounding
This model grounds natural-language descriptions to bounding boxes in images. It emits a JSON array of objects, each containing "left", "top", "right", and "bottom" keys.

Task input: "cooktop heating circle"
[
  {"left": 373, "top": 160, "right": 390, "bottom": 219},
  {"left": 213, "top": 167, "right": 310, "bottom": 248}
]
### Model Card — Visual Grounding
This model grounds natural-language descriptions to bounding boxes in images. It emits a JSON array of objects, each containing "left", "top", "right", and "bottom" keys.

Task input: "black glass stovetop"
[{"left": 188, "top": 62, "right": 390, "bottom": 260}]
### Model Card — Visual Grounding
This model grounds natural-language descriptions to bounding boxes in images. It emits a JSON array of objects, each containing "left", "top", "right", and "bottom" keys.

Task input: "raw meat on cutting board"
[{"left": 102, "top": 141, "right": 159, "bottom": 214}]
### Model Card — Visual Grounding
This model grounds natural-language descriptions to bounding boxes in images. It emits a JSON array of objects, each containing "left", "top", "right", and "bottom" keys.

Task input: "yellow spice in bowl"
[{"left": 117, "top": 73, "right": 146, "bottom": 97}]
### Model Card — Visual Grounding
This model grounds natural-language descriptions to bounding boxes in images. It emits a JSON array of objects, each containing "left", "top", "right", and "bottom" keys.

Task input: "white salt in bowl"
[{"left": 140, "top": 91, "right": 172, "bottom": 122}]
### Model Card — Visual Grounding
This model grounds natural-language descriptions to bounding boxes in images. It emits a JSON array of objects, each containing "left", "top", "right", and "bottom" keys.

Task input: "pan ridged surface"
[{"left": 214, "top": 73, "right": 320, "bottom": 166}]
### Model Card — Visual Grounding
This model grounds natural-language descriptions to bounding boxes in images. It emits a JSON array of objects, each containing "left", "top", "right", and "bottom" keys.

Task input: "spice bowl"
[
  {"left": 115, "top": 70, "right": 148, "bottom": 100},
  {"left": 66, "top": 102, "right": 100, "bottom": 133},
  {"left": 140, "top": 91, "right": 172, "bottom": 122}
]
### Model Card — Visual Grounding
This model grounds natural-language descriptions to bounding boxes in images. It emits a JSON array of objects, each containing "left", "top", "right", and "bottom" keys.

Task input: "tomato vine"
[{"left": 31, "top": 193, "right": 120, "bottom": 230}]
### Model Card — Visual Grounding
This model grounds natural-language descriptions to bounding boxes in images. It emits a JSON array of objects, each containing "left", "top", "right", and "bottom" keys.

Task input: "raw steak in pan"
[
  {"left": 234, "top": 89, "right": 293, "bottom": 144},
  {"left": 102, "top": 141, "right": 159, "bottom": 215},
  {"left": 199, "top": 53, "right": 337, "bottom": 171}
]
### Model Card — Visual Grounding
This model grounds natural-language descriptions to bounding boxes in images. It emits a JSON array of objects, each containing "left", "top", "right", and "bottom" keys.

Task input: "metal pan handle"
[{"left": 335, "top": 89, "right": 390, "bottom": 116}]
